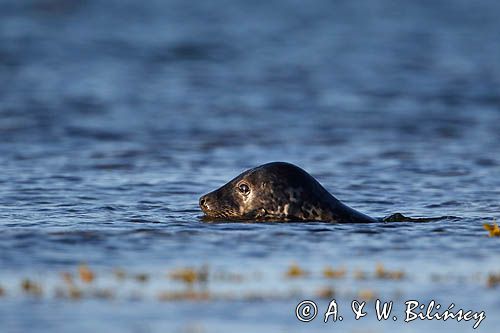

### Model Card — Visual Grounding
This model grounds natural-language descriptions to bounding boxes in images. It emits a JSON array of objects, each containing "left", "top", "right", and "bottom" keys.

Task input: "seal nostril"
[{"left": 199, "top": 197, "right": 208, "bottom": 209}]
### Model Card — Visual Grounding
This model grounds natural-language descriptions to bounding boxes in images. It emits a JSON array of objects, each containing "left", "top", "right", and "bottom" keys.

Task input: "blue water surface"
[{"left": 0, "top": 1, "right": 499, "bottom": 332}]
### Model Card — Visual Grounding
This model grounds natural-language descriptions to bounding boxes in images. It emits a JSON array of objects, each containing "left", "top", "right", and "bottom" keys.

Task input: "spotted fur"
[{"left": 199, "top": 162, "right": 376, "bottom": 223}]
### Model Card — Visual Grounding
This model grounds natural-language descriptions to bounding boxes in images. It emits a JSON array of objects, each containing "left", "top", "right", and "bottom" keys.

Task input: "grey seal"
[{"left": 199, "top": 162, "right": 377, "bottom": 223}]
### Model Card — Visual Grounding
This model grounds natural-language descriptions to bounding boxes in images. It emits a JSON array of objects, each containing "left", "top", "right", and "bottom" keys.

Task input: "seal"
[{"left": 199, "top": 162, "right": 377, "bottom": 223}]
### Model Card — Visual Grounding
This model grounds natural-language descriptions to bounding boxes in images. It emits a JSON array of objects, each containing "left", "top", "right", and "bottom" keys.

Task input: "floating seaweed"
[
  {"left": 358, "top": 289, "right": 376, "bottom": 300},
  {"left": 323, "top": 266, "right": 346, "bottom": 279},
  {"left": 487, "top": 273, "right": 500, "bottom": 288},
  {"left": 316, "top": 287, "right": 335, "bottom": 299},
  {"left": 134, "top": 273, "right": 149, "bottom": 283},
  {"left": 54, "top": 285, "right": 83, "bottom": 300},
  {"left": 60, "top": 272, "right": 74, "bottom": 285},
  {"left": 483, "top": 222, "right": 500, "bottom": 237},
  {"left": 169, "top": 266, "right": 208, "bottom": 285},
  {"left": 285, "top": 263, "right": 307, "bottom": 278},
  {"left": 113, "top": 269, "right": 126, "bottom": 281},
  {"left": 78, "top": 264, "right": 95, "bottom": 283},
  {"left": 375, "top": 263, "right": 405, "bottom": 280},
  {"left": 1, "top": 263, "right": 491, "bottom": 303},
  {"left": 68, "top": 286, "right": 83, "bottom": 299},
  {"left": 21, "top": 279, "right": 43, "bottom": 296}
]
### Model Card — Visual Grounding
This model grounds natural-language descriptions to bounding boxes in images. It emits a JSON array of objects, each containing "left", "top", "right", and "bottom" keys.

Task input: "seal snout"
[{"left": 199, "top": 195, "right": 211, "bottom": 213}]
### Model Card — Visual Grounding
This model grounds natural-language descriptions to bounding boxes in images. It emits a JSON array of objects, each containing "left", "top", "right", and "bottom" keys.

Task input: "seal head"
[{"left": 199, "top": 162, "right": 375, "bottom": 223}]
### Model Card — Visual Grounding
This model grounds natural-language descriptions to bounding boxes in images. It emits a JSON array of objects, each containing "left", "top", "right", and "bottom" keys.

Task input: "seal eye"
[{"left": 238, "top": 183, "right": 250, "bottom": 195}]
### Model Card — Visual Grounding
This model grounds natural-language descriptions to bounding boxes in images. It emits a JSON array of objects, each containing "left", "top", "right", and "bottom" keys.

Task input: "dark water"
[{"left": 1, "top": 0, "right": 500, "bottom": 332}]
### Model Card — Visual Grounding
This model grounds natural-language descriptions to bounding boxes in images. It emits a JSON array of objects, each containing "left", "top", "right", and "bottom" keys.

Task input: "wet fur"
[{"left": 199, "top": 162, "right": 376, "bottom": 223}]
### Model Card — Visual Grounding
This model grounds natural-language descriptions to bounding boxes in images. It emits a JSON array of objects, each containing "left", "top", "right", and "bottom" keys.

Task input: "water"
[{"left": 1, "top": 0, "right": 500, "bottom": 332}]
